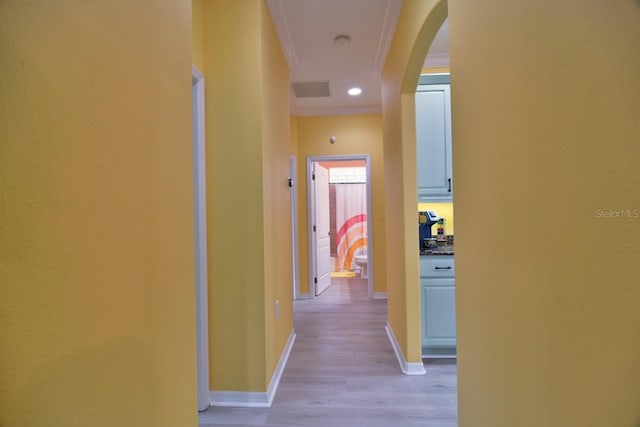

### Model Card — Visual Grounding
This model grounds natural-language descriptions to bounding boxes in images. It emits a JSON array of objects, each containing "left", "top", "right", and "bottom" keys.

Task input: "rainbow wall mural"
[{"left": 336, "top": 213, "right": 367, "bottom": 270}]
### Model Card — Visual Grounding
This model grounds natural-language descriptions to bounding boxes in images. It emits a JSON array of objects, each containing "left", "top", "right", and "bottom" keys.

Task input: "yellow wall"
[
  {"left": 449, "top": 1, "right": 640, "bottom": 425},
  {"left": 201, "top": 0, "right": 293, "bottom": 393},
  {"left": 421, "top": 66, "right": 450, "bottom": 74},
  {"left": 290, "top": 115, "right": 299, "bottom": 155},
  {"left": 259, "top": 1, "right": 294, "bottom": 388},
  {"left": 382, "top": 0, "right": 447, "bottom": 364},
  {"left": 192, "top": 0, "right": 204, "bottom": 71},
  {"left": 294, "top": 114, "right": 387, "bottom": 295},
  {"left": 0, "top": 2, "right": 197, "bottom": 426}
]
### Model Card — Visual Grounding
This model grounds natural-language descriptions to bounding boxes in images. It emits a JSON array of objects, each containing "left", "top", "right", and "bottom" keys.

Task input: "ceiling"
[{"left": 266, "top": 0, "right": 449, "bottom": 116}]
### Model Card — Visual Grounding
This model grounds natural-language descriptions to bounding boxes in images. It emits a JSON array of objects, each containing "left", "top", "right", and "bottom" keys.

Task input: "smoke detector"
[{"left": 334, "top": 34, "right": 351, "bottom": 46}]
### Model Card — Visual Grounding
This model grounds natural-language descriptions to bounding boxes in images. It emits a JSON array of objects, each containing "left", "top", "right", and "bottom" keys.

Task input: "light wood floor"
[{"left": 199, "top": 278, "right": 458, "bottom": 427}]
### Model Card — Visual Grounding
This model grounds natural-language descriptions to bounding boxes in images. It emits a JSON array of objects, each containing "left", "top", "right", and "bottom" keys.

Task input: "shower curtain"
[{"left": 335, "top": 183, "right": 367, "bottom": 270}]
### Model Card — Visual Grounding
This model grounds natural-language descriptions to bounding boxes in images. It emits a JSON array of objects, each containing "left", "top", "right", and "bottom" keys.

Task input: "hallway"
[{"left": 199, "top": 278, "right": 458, "bottom": 426}]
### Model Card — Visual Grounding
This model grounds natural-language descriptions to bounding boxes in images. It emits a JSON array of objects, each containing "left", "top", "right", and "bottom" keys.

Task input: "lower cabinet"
[{"left": 420, "top": 256, "right": 456, "bottom": 354}]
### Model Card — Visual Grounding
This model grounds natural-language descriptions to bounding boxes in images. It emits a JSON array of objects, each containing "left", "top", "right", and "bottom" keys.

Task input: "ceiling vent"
[{"left": 291, "top": 81, "right": 330, "bottom": 98}]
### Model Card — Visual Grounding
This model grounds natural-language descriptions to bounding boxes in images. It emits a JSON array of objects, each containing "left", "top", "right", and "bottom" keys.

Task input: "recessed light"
[{"left": 348, "top": 87, "right": 362, "bottom": 96}]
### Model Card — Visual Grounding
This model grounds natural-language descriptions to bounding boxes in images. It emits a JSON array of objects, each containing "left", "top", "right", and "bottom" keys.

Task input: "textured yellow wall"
[
  {"left": 294, "top": 114, "right": 387, "bottom": 295},
  {"left": 382, "top": 0, "right": 447, "bottom": 364},
  {"left": 259, "top": 1, "right": 294, "bottom": 386},
  {"left": 192, "top": 0, "right": 204, "bottom": 71},
  {"left": 203, "top": 0, "right": 266, "bottom": 392},
  {"left": 0, "top": 2, "right": 197, "bottom": 426},
  {"left": 421, "top": 66, "right": 450, "bottom": 74},
  {"left": 450, "top": 1, "right": 640, "bottom": 426},
  {"left": 202, "top": 0, "right": 293, "bottom": 393},
  {"left": 290, "top": 116, "right": 299, "bottom": 155}
]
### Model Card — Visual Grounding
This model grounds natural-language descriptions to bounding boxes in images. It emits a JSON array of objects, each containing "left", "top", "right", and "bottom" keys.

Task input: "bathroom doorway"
[{"left": 307, "top": 155, "right": 374, "bottom": 299}]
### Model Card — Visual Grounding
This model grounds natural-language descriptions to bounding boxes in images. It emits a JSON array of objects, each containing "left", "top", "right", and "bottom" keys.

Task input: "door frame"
[
  {"left": 289, "top": 156, "right": 300, "bottom": 300},
  {"left": 192, "top": 65, "right": 210, "bottom": 411},
  {"left": 306, "top": 154, "right": 374, "bottom": 299}
]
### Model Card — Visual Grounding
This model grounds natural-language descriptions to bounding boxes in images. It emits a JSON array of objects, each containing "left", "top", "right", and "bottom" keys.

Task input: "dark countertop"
[
  {"left": 420, "top": 235, "right": 454, "bottom": 256},
  {"left": 420, "top": 245, "right": 454, "bottom": 256}
]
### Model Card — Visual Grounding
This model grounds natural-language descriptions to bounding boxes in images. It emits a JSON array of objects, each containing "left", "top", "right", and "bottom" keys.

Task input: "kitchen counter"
[
  {"left": 420, "top": 245, "right": 454, "bottom": 256},
  {"left": 420, "top": 235, "right": 454, "bottom": 256}
]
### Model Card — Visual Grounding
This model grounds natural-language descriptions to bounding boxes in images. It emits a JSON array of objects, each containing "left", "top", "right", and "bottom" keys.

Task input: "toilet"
[{"left": 354, "top": 253, "right": 368, "bottom": 279}]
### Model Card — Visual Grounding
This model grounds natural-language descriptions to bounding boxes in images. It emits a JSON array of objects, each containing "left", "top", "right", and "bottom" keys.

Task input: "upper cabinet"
[{"left": 416, "top": 75, "right": 453, "bottom": 202}]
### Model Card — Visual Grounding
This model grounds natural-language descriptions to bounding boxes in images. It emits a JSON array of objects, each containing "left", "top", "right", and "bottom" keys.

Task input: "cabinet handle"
[
  {"left": 447, "top": 178, "right": 452, "bottom": 192},
  {"left": 435, "top": 266, "right": 452, "bottom": 270}
]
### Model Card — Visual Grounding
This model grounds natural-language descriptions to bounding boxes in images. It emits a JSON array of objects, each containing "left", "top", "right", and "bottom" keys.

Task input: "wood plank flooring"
[{"left": 199, "top": 278, "right": 458, "bottom": 427}]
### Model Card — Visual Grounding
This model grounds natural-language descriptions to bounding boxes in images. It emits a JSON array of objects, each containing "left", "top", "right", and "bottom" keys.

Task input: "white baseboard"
[
  {"left": 210, "top": 329, "right": 296, "bottom": 407},
  {"left": 209, "top": 390, "right": 270, "bottom": 408},
  {"left": 385, "top": 322, "right": 426, "bottom": 376},
  {"left": 265, "top": 329, "right": 296, "bottom": 404},
  {"left": 371, "top": 292, "right": 387, "bottom": 299},
  {"left": 297, "top": 292, "right": 310, "bottom": 299}
]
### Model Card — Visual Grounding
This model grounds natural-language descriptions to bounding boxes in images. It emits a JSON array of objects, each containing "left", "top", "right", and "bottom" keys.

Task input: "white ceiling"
[{"left": 267, "top": 0, "right": 449, "bottom": 116}]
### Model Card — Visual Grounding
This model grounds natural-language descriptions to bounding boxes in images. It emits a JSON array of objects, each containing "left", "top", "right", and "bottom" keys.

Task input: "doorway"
[{"left": 306, "top": 155, "right": 374, "bottom": 299}]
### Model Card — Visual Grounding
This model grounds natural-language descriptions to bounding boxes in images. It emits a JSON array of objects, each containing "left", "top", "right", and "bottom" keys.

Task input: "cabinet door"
[
  {"left": 416, "top": 84, "right": 453, "bottom": 201},
  {"left": 421, "top": 278, "right": 456, "bottom": 348}
]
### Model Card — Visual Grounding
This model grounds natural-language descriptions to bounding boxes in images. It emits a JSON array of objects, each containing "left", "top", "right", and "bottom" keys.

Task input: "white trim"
[
  {"left": 192, "top": 65, "right": 210, "bottom": 412},
  {"left": 385, "top": 322, "right": 427, "bottom": 376},
  {"left": 209, "top": 390, "right": 270, "bottom": 408},
  {"left": 266, "top": 329, "right": 296, "bottom": 403},
  {"left": 297, "top": 292, "right": 310, "bottom": 299},
  {"left": 364, "top": 156, "right": 374, "bottom": 299},
  {"left": 210, "top": 329, "right": 296, "bottom": 408},
  {"left": 265, "top": 0, "right": 299, "bottom": 67},
  {"left": 192, "top": 65, "right": 203, "bottom": 82},
  {"left": 290, "top": 156, "right": 300, "bottom": 300},
  {"left": 307, "top": 161, "right": 318, "bottom": 296},
  {"left": 291, "top": 104, "right": 381, "bottom": 117},
  {"left": 372, "top": 292, "right": 388, "bottom": 300},
  {"left": 372, "top": 0, "right": 403, "bottom": 75},
  {"left": 306, "top": 155, "right": 375, "bottom": 299}
]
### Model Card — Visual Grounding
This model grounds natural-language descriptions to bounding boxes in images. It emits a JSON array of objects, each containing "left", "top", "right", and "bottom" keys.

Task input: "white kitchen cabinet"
[
  {"left": 420, "top": 255, "right": 456, "bottom": 354},
  {"left": 416, "top": 81, "right": 453, "bottom": 201}
]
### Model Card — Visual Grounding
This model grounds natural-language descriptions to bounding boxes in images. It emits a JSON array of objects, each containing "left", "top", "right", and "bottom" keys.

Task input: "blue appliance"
[{"left": 418, "top": 210, "right": 440, "bottom": 249}]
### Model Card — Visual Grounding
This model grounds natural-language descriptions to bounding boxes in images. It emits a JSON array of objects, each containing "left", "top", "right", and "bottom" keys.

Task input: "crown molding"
[
  {"left": 371, "top": 0, "right": 403, "bottom": 76},
  {"left": 266, "top": 0, "right": 299, "bottom": 67}
]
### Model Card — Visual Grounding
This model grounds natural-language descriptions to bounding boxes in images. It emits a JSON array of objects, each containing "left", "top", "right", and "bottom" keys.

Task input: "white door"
[{"left": 313, "top": 164, "right": 331, "bottom": 295}]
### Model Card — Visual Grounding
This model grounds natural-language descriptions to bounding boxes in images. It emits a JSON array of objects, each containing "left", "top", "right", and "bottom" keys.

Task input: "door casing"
[
  {"left": 192, "top": 65, "right": 210, "bottom": 411},
  {"left": 306, "top": 154, "right": 374, "bottom": 299},
  {"left": 289, "top": 156, "right": 300, "bottom": 300}
]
